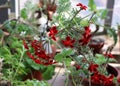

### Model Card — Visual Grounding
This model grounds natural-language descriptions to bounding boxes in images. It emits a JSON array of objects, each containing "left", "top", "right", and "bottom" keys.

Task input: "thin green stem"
[
  {"left": 65, "top": 72, "right": 69, "bottom": 86},
  {"left": 88, "top": 12, "right": 95, "bottom": 23},
  {"left": 80, "top": 12, "right": 93, "bottom": 20},
  {"left": 71, "top": 75, "right": 77, "bottom": 86},
  {"left": 70, "top": 9, "right": 82, "bottom": 22},
  {"left": 13, "top": 46, "right": 25, "bottom": 80}
]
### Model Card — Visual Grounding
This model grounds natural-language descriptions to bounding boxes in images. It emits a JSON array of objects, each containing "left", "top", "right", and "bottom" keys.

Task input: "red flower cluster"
[
  {"left": 117, "top": 78, "right": 120, "bottom": 83},
  {"left": 23, "top": 40, "right": 29, "bottom": 49},
  {"left": 104, "top": 53, "right": 115, "bottom": 58},
  {"left": 91, "top": 72, "right": 114, "bottom": 86},
  {"left": 75, "top": 64, "right": 81, "bottom": 70},
  {"left": 48, "top": 26, "right": 58, "bottom": 41},
  {"left": 88, "top": 63, "right": 98, "bottom": 73},
  {"left": 79, "top": 26, "right": 92, "bottom": 46},
  {"left": 23, "top": 40, "right": 56, "bottom": 65},
  {"left": 88, "top": 63, "right": 115, "bottom": 85},
  {"left": 76, "top": 3, "right": 87, "bottom": 10},
  {"left": 62, "top": 36, "right": 75, "bottom": 48}
]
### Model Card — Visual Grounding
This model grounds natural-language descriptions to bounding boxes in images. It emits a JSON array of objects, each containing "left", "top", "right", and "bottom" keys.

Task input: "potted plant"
[
  {"left": 0, "top": 0, "right": 57, "bottom": 84},
  {"left": 0, "top": 0, "right": 119, "bottom": 86}
]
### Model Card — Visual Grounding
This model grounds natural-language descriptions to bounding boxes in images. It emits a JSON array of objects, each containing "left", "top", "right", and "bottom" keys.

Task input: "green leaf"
[
  {"left": 0, "top": 29, "right": 3, "bottom": 37},
  {"left": 101, "top": 9, "right": 108, "bottom": 19},
  {"left": 88, "top": 0, "right": 96, "bottom": 11},
  {"left": 25, "top": 57, "right": 41, "bottom": 70},
  {"left": 0, "top": 46, "right": 11, "bottom": 57},
  {"left": 80, "top": 20, "right": 89, "bottom": 27},
  {"left": 21, "top": 8, "right": 28, "bottom": 19},
  {"left": 62, "top": 48, "right": 73, "bottom": 56},
  {"left": 64, "top": 58, "right": 72, "bottom": 66},
  {"left": 55, "top": 53, "right": 63, "bottom": 62},
  {"left": 57, "top": 0, "right": 71, "bottom": 13},
  {"left": 55, "top": 48, "right": 73, "bottom": 62},
  {"left": 106, "top": 28, "right": 117, "bottom": 45},
  {"left": 42, "top": 66, "right": 55, "bottom": 80},
  {"left": 95, "top": 54, "right": 107, "bottom": 64}
]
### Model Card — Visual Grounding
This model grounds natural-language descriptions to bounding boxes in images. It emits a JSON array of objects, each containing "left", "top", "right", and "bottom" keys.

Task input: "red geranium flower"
[
  {"left": 76, "top": 3, "right": 87, "bottom": 10},
  {"left": 48, "top": 26, "right": 58, "bottom": 41},
  {"left": 79, "top": 34, "right": 91, "bottom": 46},
  {"left": 35, "top": 59, "right": 41, "bottom": 64},
  {"left": 75, "top": 64, "right": 81, "bottom": 70},
  {"left": 117, "top": 78, "right": 120, "bottom": 83},
  {"left": 62, "top": 36, "right": 75, "bottom": 48},
  {"left": 26, "top": 52, "right": 35, "bottom": 60},
  {"left": 24, "top": 39, "right": 57, "bottom": 66},
  {"left": 31, "top": 40, "right": 41, "bottom": 51},
  {"left": 103, "top": 74, "right": 114, "bottom": 86},
  {"left": 84, "top": 26, "right": 91, "bottom": 37},
  {"left": 88, "top": 63, "right": 98, "bottom": 73},
  {"left": 104, "top": 53, "right": 115, "bottom": 58},
  {"left": 37, "top": 50, "right": 50, "bottom": 59},
  {"left": 91, "top": 73, "right": 101, "bottom": 84},
  {"left": 23, "top": 40, "right": 29, "bottom": 49},
  {"left": 79, "top": 26, "right": 91, "bottom": 46}
]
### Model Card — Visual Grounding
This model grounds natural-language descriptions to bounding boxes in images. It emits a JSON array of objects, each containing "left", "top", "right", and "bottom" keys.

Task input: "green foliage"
[
  {"left": 94, "top": 54, "right": 107, "bottom": 64},
  {"left": 57, "top": 0, "right": 71, "bottom": 13},
  {"left": 21, "top": 8, "right": 28, "bottom": 19},
  {"left": 42, "top": 65, "right": 55, "bottom": 80},
  {"left": 106, "top": 28, "right": 118, "bottom": 45},
  {"left": 0, "top": 29, "right": 3, "bottom": 37},
  {"left": 3, "top": 20, "right": 17, "bottom": 33},
  {"left": 94, "top": 54, "right": 116, "bottom": 64},
  {"left": 55, "top": 48, "right": 73, "bottom": 66},
  {"left": 80, "top": 19, "right": 89, "bottom": 27},
  {"left": 0, "top": 37, "right": 27, "bottom": 81},
  {"left": 25, "top": 57, "right": 45, "bottom": 71},
  {"left": 25, "top": 54, "right": 55, "bottom": 80},
  {"left": 88, "top": 0, "right": 96, "bottom": 11},
  {"left": 13, "top": 80, "right": 51, "bottom": 86},
  {"left": 100, "top": 9, "right": 108, "bottom": 19}
]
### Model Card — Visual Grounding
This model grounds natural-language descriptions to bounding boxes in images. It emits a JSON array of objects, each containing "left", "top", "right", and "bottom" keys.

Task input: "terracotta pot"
[
  {"left": 23, "top": 70, "right": 43, "bottom": 81},
  {"left": 89, "top": 38, "right": 104, "bottom": 54}
]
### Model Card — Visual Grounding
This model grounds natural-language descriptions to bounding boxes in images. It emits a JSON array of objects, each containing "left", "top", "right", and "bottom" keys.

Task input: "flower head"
[
  {"left": 23, "top": 40, "right": 29, "bottom": 49},
  {"left": 88, "top": 63, "right": 98, "bottom": 73},
  {"left": 91, "top": 73, "right": 101, "bottom": 84},
  {"left": 75, "top": 64, "right": 81, "bottom": 70},
  {"left": 79, "top": 26, "right": 92, "bottom": 46},
  {"left": 23, "top": 40, "right": 57, "bottom": 66},
  {"left": 117, "top": 78, "right": 120, "bottom": 83},
  {"left": 48, "top": 26, "right": 58, "bottom": 41},
  {"left": 62, "top": 36, "right": 75, "bottom": 48},
  {"left": 76, "top": 3, "right": 87, "bottom": 10},
  {"left": 104, "top": 53, "right": 115, "bottom": 58},
  {"left": 26, "top": 52, "right": 35, "bottom": 60},
  {"left": 103, "top": 74, "right": 114, "bottom": 86}
]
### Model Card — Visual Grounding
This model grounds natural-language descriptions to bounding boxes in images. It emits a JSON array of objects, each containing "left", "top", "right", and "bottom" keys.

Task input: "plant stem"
[
  {"left": 71, "top": 75, "right": 77, "bottom": 86},
  {"left": 70, "top": 9, "right": 81, "bottom": 22},
  {"left": 89, "top": 72, "right": 91, "bottom": 86},
  {"left": 88, "top": 12, "right": 95, "bottom": 23},
  {"left": 13, "top": 46, "right": 25, "bottom": 80}
]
